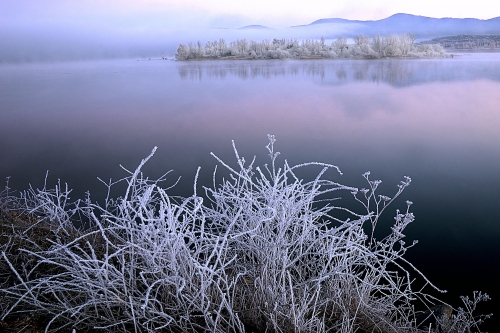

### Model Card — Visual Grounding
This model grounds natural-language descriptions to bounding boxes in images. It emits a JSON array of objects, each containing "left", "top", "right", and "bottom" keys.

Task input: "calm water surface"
[{"left": 1, "top": 54, "right": 500, "bottom": 325}]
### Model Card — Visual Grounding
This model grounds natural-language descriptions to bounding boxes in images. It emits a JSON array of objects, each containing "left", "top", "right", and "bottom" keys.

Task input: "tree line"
[
  {"left": 424, "top": 34, "right": 500, "bottom": 50},
  {"left": 175, "top": 33, "right": 446, "bottom": 60}
]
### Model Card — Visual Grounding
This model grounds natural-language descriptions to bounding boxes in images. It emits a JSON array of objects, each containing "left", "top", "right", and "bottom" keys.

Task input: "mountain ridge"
[
  {"left": 238, "top": 25, "right": 274, "bottom": 30},
  {"left": 289, "top": 13, "right": 500, "bottom": 38}
]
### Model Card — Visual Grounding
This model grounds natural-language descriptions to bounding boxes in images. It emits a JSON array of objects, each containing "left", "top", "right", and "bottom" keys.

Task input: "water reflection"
[
  {"left": 1, "top": 56, "right": 500, "bottom": 323},
  {"left": 177, "top": 53, "right": 500, "bottom": 87}
]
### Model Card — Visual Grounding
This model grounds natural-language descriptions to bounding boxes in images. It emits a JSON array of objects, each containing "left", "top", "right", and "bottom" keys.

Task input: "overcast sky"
[
  {"left": 2, "top": 0, "right": 500, "bottom": 30},
  {"left": 1, "top": 0, "right": 500, "bottom": 62}
]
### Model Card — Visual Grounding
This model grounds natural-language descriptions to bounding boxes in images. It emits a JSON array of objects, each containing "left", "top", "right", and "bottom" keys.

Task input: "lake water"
[{"left": 1, "top": 54, "right": 499, "bottom": 326}]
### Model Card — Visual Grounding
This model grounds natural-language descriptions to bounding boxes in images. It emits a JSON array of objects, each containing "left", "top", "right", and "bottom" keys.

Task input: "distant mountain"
[
  {"left": 291, "top": 13, "right": 500, "bottom": 39},
  {"left": 238, "top": 25, "right": 274, "bottom": 30}
]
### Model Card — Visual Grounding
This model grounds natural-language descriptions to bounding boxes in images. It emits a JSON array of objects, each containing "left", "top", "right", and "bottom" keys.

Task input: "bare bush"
[{"left": 0, "top": 136, "right": 490, "bottom": 332}]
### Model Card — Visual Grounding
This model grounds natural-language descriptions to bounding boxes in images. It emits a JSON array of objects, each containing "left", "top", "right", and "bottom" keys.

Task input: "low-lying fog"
[
  {"left": 1, "top": 1, "right": 367, "bottom": 63},
  {"left": 1, "top": 25, "right": 370, "bottom": 63}
]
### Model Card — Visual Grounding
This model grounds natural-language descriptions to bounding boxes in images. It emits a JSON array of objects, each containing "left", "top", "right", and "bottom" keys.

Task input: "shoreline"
[{"left": 173, "top": 53, "right": 453, "bottom": 61}]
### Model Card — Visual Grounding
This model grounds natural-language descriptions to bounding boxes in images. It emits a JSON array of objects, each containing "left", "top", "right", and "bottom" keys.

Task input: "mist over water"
[
  {"left": 0, "top": 22, "right": 356, "bottom": 63},
  {"left": 176, "top": 53, "right": 500, "bottom": 84},
  {"left": 1, "top": 54, "right": 500, "bottom": 327}
]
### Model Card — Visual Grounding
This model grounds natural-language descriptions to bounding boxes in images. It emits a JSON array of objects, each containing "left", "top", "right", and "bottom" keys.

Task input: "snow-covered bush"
[{"left": 0, "top": 136, "right": 490, "bottom": 332}]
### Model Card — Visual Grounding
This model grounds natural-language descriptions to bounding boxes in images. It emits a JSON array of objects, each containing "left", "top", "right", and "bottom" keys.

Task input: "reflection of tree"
[
  {"left": 178, "top": 62, "right": 302, "bottom": 80},
  {"left": 354, "top": 64, "right": 369, "bottom": 81},
  {"left": 178, "top": 64, "right": 204, "bottom": 80},
  {"left": 303, "top": 63, "right": 325, "bottom": 79},
  {"left": 369, "top": 61, "right": 415, "bottom": 86},
  {"left": 336, "top": 66, "right": 347, "bottom": 80},
  {"left": 176, "top": 57, "right": 500, "bottom": 87}
]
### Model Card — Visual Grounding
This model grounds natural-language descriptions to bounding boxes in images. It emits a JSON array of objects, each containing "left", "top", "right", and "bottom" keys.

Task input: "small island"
[{"left": 175, "top": 33, "right": 447, "bottom": 60}]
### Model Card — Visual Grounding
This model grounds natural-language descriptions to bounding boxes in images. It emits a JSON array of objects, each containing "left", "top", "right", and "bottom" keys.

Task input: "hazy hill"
[
  {"left": 291, "top": 13, "right": 500, "bottom": 39},
  {"left": 238, "top": 25, "right": 274, "bottom": 30}
]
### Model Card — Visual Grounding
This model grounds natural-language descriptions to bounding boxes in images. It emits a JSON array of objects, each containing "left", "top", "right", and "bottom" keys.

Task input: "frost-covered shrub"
[
  {"left": 411, "top": 44, "right": 443, "bottom": 57},
  {"left": 0, "top": 136, "right": 490, "bottom": 333},
  {"left": 0, "top": 152, "right": 242, "bottom": 332}
]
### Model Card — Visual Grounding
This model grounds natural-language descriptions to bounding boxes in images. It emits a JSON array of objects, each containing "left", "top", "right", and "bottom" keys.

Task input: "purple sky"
[{"left": 2, "top": 0, "right": 499, "bottom": 30}]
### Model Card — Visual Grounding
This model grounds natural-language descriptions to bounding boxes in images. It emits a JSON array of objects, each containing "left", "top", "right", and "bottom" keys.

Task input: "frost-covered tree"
[
  {"left": 174, "top": 43, "right": 189, "bottom": 60},
  {"left": 401, "top": 33, "right": 416, "bottom": 55},
  {"left": 333, "top": 37, "right": 349, "bottom": 57}
]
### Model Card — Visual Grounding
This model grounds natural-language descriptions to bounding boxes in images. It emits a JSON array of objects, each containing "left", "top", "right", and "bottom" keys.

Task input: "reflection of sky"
[
  {"left": 1, "top": 56, "right": 500, "bottom": 323},
  {"left": 2, "top": 56, "right": 500, "bottom": 192}
]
